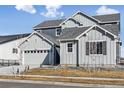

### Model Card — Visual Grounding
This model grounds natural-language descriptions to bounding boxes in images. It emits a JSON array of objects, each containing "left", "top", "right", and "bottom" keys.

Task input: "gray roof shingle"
[
  {"left": 58, "top": 24, "right": 119, "bottom": 40},
  {"left": 58, "top": 26, "right": 91, "bottom": 40},
  {"left": 0, "top": 33, "right": 30, "bottom": 44},
  {"left": 92, "top": 13, "right": 120, "bottom": 23},
  {"left": 100, "top": 24, "right": 119, "bottom": 36},
  {"left": 34, "top": 13, "right": 120, "bottom": 30},
  {"left": 34, "top": 19, "right": 66, "bottom": 29},
  {"left": 37, "top": 31, "right": 59, "bottom": 46}
]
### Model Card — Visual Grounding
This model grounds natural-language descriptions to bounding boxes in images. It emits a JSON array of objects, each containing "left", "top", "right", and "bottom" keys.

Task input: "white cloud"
[
  {"left": 15, "top": 5, "right": 36, "bottom": 14},
  {"left": 121, "top": 46, "right": 124, "bottom": 57},
  {"left": 41, "top": 5, "right": 64, "bottom": 18},
  {"left": 96, "top": 6, "right": 119, "bottom": 15}
]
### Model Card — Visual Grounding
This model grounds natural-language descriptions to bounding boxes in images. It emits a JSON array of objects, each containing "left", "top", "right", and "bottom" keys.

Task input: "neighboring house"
[
  {"left": 0, "top": 33, "right": 30, "bottom": 64},
  {"left": 0, "top": 11, "right": 121, "bottom": 68}
]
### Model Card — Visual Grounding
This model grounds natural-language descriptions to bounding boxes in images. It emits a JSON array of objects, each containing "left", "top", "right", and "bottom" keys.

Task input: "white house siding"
[
  {"left": 0, "top": 37, "right": 26, "bottom": 62},
  {"left": 72, "top": 13, "right": 97, "bottom": 27},
  {"left": 60, "top": 41, "right": 77, "bottom": 66},
  {"left": 19, "top": 34, "right": 54, "bottom": 67},
  {"left": 61, "top": 13, "right": 97, "bottom": 29},
  {"left": 61, "top": 20, "right": 79, "bottom": 29},
  {"left": 78, "top": 29, "right": 117, "bottom": 67}
]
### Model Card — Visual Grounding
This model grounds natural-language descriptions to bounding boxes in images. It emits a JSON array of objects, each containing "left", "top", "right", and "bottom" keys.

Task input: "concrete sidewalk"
[{"left": 0, "top": 79, "right": 123, "bottom": 88}]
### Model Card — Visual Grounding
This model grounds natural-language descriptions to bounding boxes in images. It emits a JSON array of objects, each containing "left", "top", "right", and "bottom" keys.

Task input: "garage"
[
  {"left": 22, "top": 49, "right": 53, "bottom": 66},
  {"left": 19, "top": 32, "right": 56, "bottom": 67}
]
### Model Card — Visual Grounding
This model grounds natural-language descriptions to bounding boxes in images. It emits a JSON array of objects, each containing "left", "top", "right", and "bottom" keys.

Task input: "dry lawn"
[
  {"left": 2, "top": 68, "right": 122, "bottom": 85},
  {"left": 23, "top": 68, "right": 124, "bottom": 79},
  {"left": 0, "top": 75, "right": 124, "bottom": 85}
]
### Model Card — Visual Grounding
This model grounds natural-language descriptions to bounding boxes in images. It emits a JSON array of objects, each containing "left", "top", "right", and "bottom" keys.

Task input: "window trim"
[
  {"left": 86, "top": 41, "right": 106, "bottom": 55},
  {"left": 67, "top": 43, "right": 73, "bottom": 52},
  {"left": 56, "top": 28, "right": 61, "bottom": 36}
]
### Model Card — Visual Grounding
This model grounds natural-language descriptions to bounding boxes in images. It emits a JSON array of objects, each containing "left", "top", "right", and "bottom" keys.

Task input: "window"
[
  {"left": 79, "top": 24, "right": 83, "bottom": 26},
  {"left": 90, "top": 42, "right": 103, "bottom": 54},
  {"left": 40, "top": 50, "right": 43, "bottom": 53},
  {"left": 37, "top": 50, "right": 40, "bottom": 53},
  {"left": 31, "top": 51, "right": 33, "bottom": 53},
  {"left": 12, "top": 48, "right": 18, "bottom": 54},
  {"left": 86, "top": 41, "right": 106, "bottom": 55},
  {"left": 34, "top": 51, "right": 36, "bottom": 53},
  {"left": 56, "top": 28, "right": 61, "bottom": 36},
  {"left": 44, "top": 50, "right": 47, "bottom": 53},
  {"left": 24, "top": 51, "right": 27, "bottom": 53},
  {"left": 97, "top": 42, "right": 102, "bottom": 54},
  {"left": 67, "top": 43, "right": 73, "bottom": 52}
]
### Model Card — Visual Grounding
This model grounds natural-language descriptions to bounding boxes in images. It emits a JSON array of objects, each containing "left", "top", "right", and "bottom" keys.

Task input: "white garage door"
[{"left": 23, "top": 50, "right": 52, "bottom": 66}]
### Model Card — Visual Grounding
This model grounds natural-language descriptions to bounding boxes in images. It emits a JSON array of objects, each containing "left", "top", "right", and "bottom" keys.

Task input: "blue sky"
[{"left": 0, "top": 5, "right": 124, "bottom": 57}]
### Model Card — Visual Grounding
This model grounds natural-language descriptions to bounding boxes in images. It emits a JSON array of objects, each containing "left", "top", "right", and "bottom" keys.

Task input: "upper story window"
[
  {"left": 56, "top": 28, "right": 61, "bottom": 36},
  {"left": 67, "top": 43, "right": 73, "bottom": 52},
  {"left": 12, "top": 48, "right": 18, "bottom": 54},
  {"left": 79, "top": 24, "right": 83, "bottom": 26}
]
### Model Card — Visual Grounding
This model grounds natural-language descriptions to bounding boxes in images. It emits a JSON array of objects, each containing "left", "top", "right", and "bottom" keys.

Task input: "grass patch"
[
  {"left": 0, "top": 75, "right": 124, "bottom": 86},
  {"left": 0, "top": 68, "right": 120, "bottom": 86},
  {"left": 23, "top": 68, "right": 124, "bottom": 79}
]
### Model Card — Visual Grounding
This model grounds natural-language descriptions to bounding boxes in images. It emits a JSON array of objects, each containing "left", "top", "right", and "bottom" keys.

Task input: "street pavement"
[
  {"left": 0, "top": 81, "right": 82, "bottom": 88},
  {"left": 0, "top": 79, "right": 124, "bottom": 88}
]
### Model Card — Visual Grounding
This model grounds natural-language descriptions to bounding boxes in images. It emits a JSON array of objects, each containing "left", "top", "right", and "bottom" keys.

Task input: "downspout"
[{"left": 76, "top": 40, "right": 79, "bottom": 67}]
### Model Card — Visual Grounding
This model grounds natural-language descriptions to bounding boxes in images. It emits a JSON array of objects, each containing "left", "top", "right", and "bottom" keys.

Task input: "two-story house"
[{"left": 0, "top": 11, "right": 121, "bottom": 68}]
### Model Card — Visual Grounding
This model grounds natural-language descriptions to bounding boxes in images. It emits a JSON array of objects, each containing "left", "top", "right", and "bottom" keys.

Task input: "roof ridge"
[
  {"left": 92, "top": 13, "right": 120, "bottom": 17},
  {"left": 42, "top": 18, "right": 66, "bottom": 22}
]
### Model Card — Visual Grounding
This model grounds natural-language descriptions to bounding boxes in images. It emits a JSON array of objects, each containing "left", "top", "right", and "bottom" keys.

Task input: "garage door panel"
[{"left": 23, "top": 50, "right": 52, "bottom": 66}]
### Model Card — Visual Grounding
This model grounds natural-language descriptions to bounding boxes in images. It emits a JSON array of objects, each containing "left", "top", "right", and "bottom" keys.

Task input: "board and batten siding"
[
  {"left": 73, "top": 13, "right": 97, "bottom": 27},
  {"left": 19, "top": 34, "right": 54, "bottom": 66},
  {"left": 20, "top": 34, "right": 51, "bottom": 50},
  {"left": 78, "top": 29, "right": 117, "bottom": 67},
  {"left": 61, "top": 20, "right": 79, "bottom": 29},
  {"left": 60, "top": 41, "right": 77, "bottom": 66},
  {"left": 61, "top": 13, "right": 97, "bottom": 29}
]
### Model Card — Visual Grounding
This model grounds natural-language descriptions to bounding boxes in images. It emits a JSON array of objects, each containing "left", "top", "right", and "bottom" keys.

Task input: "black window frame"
[
  {"left": 67, "top": 43, "right": 73, "bottom": 52},
  {"left": 56, "top": 28, "right": 61, "bottom": 36},
  {"left": 89, "top": 41, "right": 103, "bottom": 55},
  {"left": 44, "top": 50, "right": 47, "bottom": 53},
  {"left": 12, "top": 48, "right": 18, "bottom": 54}
]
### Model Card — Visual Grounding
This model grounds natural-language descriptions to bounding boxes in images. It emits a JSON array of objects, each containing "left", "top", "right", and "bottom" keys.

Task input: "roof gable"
[
  {"left": 59, "top": 25, "right": 117, "bottom": 41},
  {"left": 76, "top": 25, "right": 117, "bottom": 39},
  {"left": 19, "top": 31, "right": 59, "bottom": 47},
  {"left": 59, "top": 11, "right": 100, "bottom": 26},
  {"left": 33, "top": 11, "right": 120, "bottom": 30}
]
